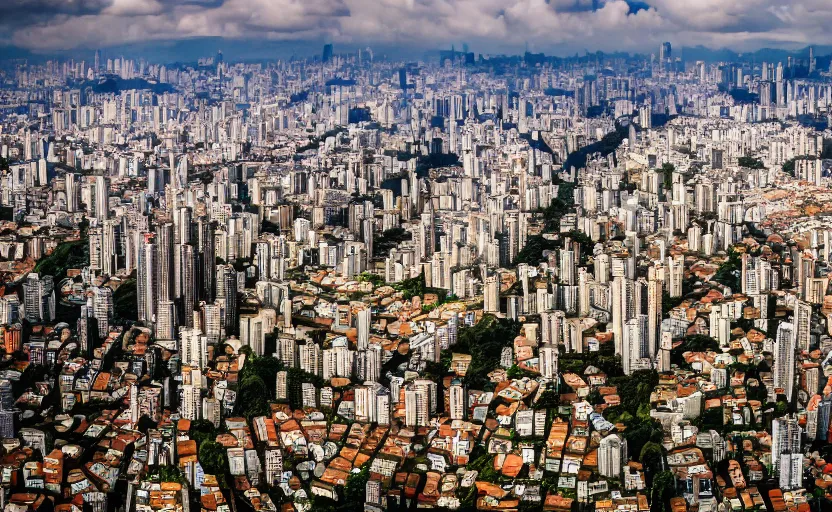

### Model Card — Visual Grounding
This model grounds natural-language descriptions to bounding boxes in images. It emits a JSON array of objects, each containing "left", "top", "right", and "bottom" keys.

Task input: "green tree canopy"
[{"left": 199, "top": 440, "right": 227, "bottom": 475}]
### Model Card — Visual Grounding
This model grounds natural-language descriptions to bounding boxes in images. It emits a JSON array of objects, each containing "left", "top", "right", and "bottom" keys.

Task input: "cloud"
[{"left": 3, "top": 0, "right": 832, "bottom": 54}]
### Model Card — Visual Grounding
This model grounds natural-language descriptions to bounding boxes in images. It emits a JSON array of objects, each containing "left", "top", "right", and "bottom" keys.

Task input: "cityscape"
[{"left": 2, "top": 5, "right": 832, "bottom": 512}]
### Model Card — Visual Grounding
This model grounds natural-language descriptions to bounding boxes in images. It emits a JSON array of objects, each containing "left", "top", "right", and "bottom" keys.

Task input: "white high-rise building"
[
  {"left": 23, "top": 273, "right": 55, "bottom": 324},
  {"left": 180, "top": 328, "right": 207, "bottom": 370},
  {"left": 774, "top": 322, "right": 796, "bottom": 400},
  {"left": 405, "top": 383, "right": 430, "bottom": 427},
  {"left": 598, "top": 434, "right": 627, "bottom": 478},
  {"left": 449, "top": 381, "right": 465, "bottom": 420},
  {"left": 772, "top": 416, "right": 802, "bottom": 486},
  {"left": 356, "top": 308, "right": 371, "bottom": 351},
  {"left": 484, "top": 275, "right": 499, "bottom": 313}
]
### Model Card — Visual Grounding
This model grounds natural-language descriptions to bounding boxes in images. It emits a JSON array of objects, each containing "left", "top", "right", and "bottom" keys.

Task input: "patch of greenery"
[
  {"left": 393, "top": 273, "right": 426, "bottom": 300},
  {"left": 34, "top": 239, "right": 89, "bottom": 279},
  {"left": 342, "top": 465, "right": 369, "bottom": 507},
  {"left": 712, "top": 247, "right": 743, "bottom": 291},
  {"left": 661, "top": 162, "right": 675, "bottom": 192},
  {"left": 650, "top": 470, "right": 678, "bottom": 512},
  {"left": 238, "top": 374, "right": 270, "bottom": 419},
  {"left": 357, "top": 272, "right": 386, "bottom": 287},
  {"left": 563, "top": 122, "right": 628, "bottom": 172},
  {"left": 113, "top": 278, "right": 138, "bottom": 323},
  {"left": 781, "top": 155, "right": 818, "bottom": 177},
  {"left": 738, "top": 156, "right": 765, "bottom": 169},
  {"left": 373, "top": 227, "right": 412, "bottom": 258},
  {"left": 513, "top": 235, "right": 558, "bottom": 266},
  {"left": 453, "top": 315, "right": 521, "bottom": 389},
  {"left": 198, "top": 440, "right": 227, "bottom": 475}
]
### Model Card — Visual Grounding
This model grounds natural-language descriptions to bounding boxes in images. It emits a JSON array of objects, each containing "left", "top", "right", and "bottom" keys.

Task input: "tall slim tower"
[
  {"left": 137, "top": 234, "right": 157, "bottom": 323},
  {"left": 774, "top": 322, "right": 796, "bottom": 400}
]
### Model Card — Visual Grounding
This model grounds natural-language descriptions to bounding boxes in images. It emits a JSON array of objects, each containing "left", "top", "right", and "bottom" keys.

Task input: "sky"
[{"left": 1, "top": 0, "right": 831, "bottom": 57}]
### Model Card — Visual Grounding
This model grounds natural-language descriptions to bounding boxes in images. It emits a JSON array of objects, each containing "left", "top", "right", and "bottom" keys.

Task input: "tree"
[
  {"left": 453, "top": 315, "right": 521, "bottom": 389},
  {"left": 650, "top": 471, "right": 677, "bottom": 512},
  {"left": 239, "top": 375, "right": 269, "bottom": 419},
  {"left": 343, "top": 466, "right": 370, "bottom": 506},
  {"left": 661, "top": 162, "right": 675, "bottom": 192},
  {"left": 393, "top": 273, "right": 426, "bottom": 299},
  {"left": 683, "top": 334, "right": 720, "bottom": 352},
  {"left": 199, "top": 440, "right": 227, "bottom": 475},
  {"left": 738, "top": 156, "right": 765, "bottom": 169},
  {"left": 113, "top": 279, "right": 138, "bottom": 323},
  {"left": 189, "top": 419, "right": 217, "bottom": 448},
  {"left": 640, "top": 442, "right": 666, "bottom": 484},
  {"left": 623, "top": 420, "right": 663, "bottom": 465}
]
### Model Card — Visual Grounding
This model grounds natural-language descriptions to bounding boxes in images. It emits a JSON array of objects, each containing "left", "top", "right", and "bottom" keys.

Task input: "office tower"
[
  {"left": 23, "top": 273, "right": 56, "bottom": 324},
  {"left": 774, "top": 322, "right": 796, "bottom": 400},
  {"left": 647, "top": 268, "right": 662, "bottom": 359},
  {"left": 94, "top": 175, "right": 108, "bottom": 221},
  {"left": 659, "top": 42, "right": 671, "bottom": 64},
  {"left": 91, "top": 286, "right": 113, "bottom": 337},
  {"left": 355, "top": 385, "right": 377, "bottom": 423},
  {"left": 623, "top": 315, "right": 648, "bottom": 375},
  {"left": 0, "top": 295, "right": 20, "bottom": 325},
  {"left": 276, "top": 371, "right": 288, "bottom": 401},
  {"left": 356, "top": 308, "right": 371, "bottom": 351},
  {"left": 177, "top": 244, "right": 196, "bottom": 328},
  {"left": 255, "top": 240, "right": 270, "bottom": 281},
  {"left": 323, "top": 342, "right": 354, "bottom": 380},
  {"left": 156, "top": 301, "right": 177, "bottom": 341},
  {"left": 197, "top": 217, "right": 216, "bottom": 303},
  {"left": 65, "top": 173, "right": 78, "bottom": 212},
  {"left": 667, "top": 255, "right": 684, "bottom": 297},
  {"left": 137, "top": 234, "right": 157, "bottom": 323},
  {"left": 539, "top": 344, "right": 557, "bottom": 379},
  {"left": 794, "top": 300, "right": 812, "bottom": 352},
  {"left": 404, "top": 383, "right": 429, "bottom": 427},
  {"left": 201, "top": 302, "right": 222, "bottom": 344},
  {"left": 180, "top": 328, "right": 207, "bottom": 370},
  {"left": 240, "top": 309, "right": 276, "bottom": 356},
  {"left": 181, "top": 383, "right": 202, "bottom": 421},
  {"left": 771, "top": 416, "right": 801, "bottom": 474},
  {"left": 89, "top": 228, "right": 103, "bottom": 272},
  {"left": 559, "top": 250, "right": 576, "bottom": 285},
  {"left": 101, "top": 220, "right": 120, "bottom": 276},
  {"left": 598, "top": 434, "right": 627, "bottom": 478},
  {"left": 299, "top": 343, "right": 321, "bottom": 376},
  {"left": 156, "top": 223, "right": 175, "bottom": 304},
  {"left": 541, "top": 310, "right": 565, "bottom": 346},
  {"left": 611, "top": 273, "right": 629, "bottom": 360},
  {"left": 322, "top": 44, "right": 333, "bottom": 63},
  {"left": 449, "top": 381, "right": 465, "bottom": 420},
  {"left": 809, "top": 47, "right": 815, "bottom": 74},
  {"left": 484, "top": 275, "right": 499, "bottom": 313},
  {"left": 219, "top": 266, "right": 238, "bottom": 334}
]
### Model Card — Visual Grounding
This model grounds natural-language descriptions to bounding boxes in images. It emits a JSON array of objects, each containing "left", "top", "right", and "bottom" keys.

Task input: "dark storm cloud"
[{"left": 0, "top": 0, "right": 112, "bottom": 25}]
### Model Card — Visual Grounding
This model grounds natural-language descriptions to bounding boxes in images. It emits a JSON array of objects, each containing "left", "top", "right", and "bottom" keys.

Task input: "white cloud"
[{"left": 4, "top": 0, "right": 832, "bottom": 54}]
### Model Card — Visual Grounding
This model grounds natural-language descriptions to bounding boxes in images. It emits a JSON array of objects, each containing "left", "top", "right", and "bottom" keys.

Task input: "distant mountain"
[{"left": 679, "top": 45, "right": 832, "bottom": 63}]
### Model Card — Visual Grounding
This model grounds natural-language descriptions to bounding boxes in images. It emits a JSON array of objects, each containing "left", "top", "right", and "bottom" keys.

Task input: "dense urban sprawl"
[{"left": 0, "top": 44, "right": 830, "bottom": 512}]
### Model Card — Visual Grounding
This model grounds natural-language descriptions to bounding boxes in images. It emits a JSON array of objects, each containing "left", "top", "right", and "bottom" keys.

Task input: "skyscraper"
[
  {"left": 137, "top": 234, "right": 157, "bottom": 323},
  {"left": 23, "top": 273, "right": 55, "bottom": 324},
  {"left": 659, "top": 42, "right": 672, "bottom": 64},
  {"left": 322, "top": 44, "right": 333, "bottom": 63},
  {"left": 598, "top": 434, "right": 627, "bottom": 478},
  {"left": 774, "top": 322, "right": 796, "bottom": 401}
]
